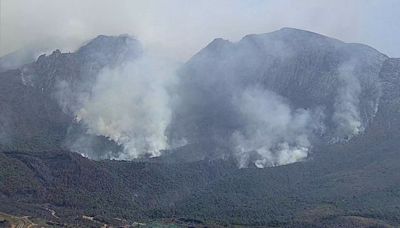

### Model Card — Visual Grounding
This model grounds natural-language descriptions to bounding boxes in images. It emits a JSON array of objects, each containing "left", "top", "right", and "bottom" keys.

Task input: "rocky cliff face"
[{"left": 20, "top": 35, "right": 142, "bottom": 113}]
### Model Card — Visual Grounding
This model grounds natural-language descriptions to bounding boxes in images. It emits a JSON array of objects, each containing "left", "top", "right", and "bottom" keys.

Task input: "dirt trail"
[
  {"left": 43, "top": 206, "right": 59, "bottom": 219},
  {"left": 0, "top": 212, "right": 37, "bottom": 228}
]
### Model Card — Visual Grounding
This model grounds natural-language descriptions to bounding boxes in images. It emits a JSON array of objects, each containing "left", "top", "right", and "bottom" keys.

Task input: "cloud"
[{"left": 1, "top": 0, "right": 399, "bottom": 59}]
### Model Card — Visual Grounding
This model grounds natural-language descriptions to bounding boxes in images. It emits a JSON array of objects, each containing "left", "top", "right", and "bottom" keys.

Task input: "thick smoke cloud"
[
  {"left": 231, "top": 86, "right": 314, "bottom": 168},
  {"left": 75, "top": 56, "right": 177, "bottom": 159}
]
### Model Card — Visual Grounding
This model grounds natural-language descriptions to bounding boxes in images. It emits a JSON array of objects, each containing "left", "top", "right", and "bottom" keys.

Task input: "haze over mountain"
[
  {"left": 0, "top": 28, "right": 389, "bottom": 167},
  {"left": 2, "top": 0, "right": 400, "bottom": 59},
  {"left": 1, "top": 28, "right": 400, "bottom": 226},
  {"left": 171, "top": 28, "right": 387, "bottom": 167}
]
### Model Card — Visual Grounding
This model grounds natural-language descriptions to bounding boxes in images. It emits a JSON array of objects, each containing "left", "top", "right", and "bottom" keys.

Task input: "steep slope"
[
  {"left": 0, "top": 35, "right": 142, "bottom": 156},
  {"left": 169, "top": 27, "right": 387, "bottom": 166},
  {"left": 0, "top": 69, "right": 72, "bottom": 151}
]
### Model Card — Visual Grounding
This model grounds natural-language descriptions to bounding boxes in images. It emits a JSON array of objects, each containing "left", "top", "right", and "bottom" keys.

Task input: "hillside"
[
  {"left": 1, "top": 29, "right": 400, "bottom": 226},
  {"left": 0, "top": 35, "right": 140, "bottom": 157}
]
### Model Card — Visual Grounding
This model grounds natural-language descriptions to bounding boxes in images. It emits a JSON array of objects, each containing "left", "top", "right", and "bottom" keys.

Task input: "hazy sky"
[{"left": 0, "top": 0, "right": 399, "bottom": 60}]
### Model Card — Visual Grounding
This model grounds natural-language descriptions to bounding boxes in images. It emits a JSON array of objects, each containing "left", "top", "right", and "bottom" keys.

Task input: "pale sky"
[{"left": 0, "top": 0, "right": 399, "bottom": 60}]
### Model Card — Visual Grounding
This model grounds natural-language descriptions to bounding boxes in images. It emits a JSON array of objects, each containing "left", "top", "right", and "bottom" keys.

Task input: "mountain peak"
[
  {"left": 240, "top": 27, "right": 343, "bottom": 47},
  {"left": 278, "top": 27, "right": 323, "bottom": 34},
  {"left": 77, "top": 34, "right": 143, "bottom": 65}
]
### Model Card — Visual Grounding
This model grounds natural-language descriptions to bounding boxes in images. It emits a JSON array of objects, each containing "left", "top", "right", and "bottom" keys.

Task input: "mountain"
[
  {"left": 169, "top": 27, "right": 387, "bottom": 166},
  {"left": 0, "top": 34, "right": 141, "bottom": 157},
  {"left": 1, "top": 29, "right": 400, "bottom": 226}
]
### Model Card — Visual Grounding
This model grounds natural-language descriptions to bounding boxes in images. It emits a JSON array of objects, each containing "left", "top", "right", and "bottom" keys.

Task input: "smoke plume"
[
  {"left": 231, "top": 86, "right": 322, "bottom": 168},
  {"left": 75, "top": 55, "right": 177, "bottom": 159},
  {"left": 332, "top": 62, "right": 363, "bottom": 140}
]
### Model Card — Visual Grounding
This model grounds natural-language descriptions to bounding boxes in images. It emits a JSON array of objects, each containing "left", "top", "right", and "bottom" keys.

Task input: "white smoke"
[
  {"left": 75, "top": 55, "right": 177, "bottom": 159},
  {"left": 332, "top": 63, "right": 363, "bottom": 140},
  {"left": 231, "top": 86, "right": 317, "bottom": 168},
  {"left": 50, "top": 34, "right": 369, "bottom": 167}
]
